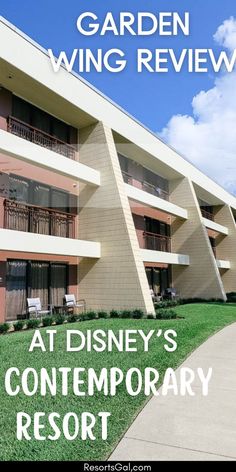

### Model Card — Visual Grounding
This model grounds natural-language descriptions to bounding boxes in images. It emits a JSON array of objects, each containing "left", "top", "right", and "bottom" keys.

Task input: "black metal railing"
[
  {"left": 7, "top": 116, "right": 76, "bottom": 160},
  {"left": 143, "top": 231, "right": 171, "bottom": 252},
  {"left": 122, "top": 171, "right": 169, "bottom": 201},
  {"left": 4, "top": 199, "right": 75, "bottom": 238}
]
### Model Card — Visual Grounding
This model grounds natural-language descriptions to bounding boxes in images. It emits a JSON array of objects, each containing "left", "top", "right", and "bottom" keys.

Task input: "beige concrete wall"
[
  {"left": 169, "top": 177, "right": 226, "bottom": 300},
  {"left": 214, "top": 205, "right": 236, "bottom": 293},
  {"left": 78, "top": 121, "right": 154, "bottom": 313}
]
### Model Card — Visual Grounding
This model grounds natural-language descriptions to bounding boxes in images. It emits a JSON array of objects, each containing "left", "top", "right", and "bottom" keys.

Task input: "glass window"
[
  {"left": 0, "top": 172, "right": 9, "bottom": 198},
  {"left": 145, "top": 268, "right": 152, "bottom": 289},
  {"left": 12, "top": 95, "right": 73, "bottom": 144},
  {"left": 9, "top": 175, "right": 29, "bottom": 203},
  {"left": 161, "top": 269, "right": 169, "bottom": 293},
  {"left": 145, "top": 217, "right": 170, "bottom": 237},
  {"left": 51, "top": 264, "right": 67, "bottom": 305},
  {"left": 145, "top": 267, "right": 170, "bottom": 297},
  {"left": 30, "top": 262, "right": 49, "bottom": 309},
  {"left": 6, "top": 260, "right": 27, "bottom": 320},
  {"left": 51, "top": 189, "right": 69, "bottom": 213},
  {"left": 52, "top": 118, "right": 69, "bottom": 142},
  {"left": 153, "top": 269, "right": 161, "bottom": 295},
  {"left": 33, "top": 184, "right": 50, "bottom": 208},
  {"left": 6, "top": 260, "right": 68, "bottom": 318},
  {"left": 31, "top": 107, "right": 51, "bottom": 134},
  {"left": 118, "top": 154, "right": 129, "bottom": 173},
  {"left": 12, "top": 96, "right": 31, "bottom": 123},
  {"left": 144, "top": 168, "right": 168, "bottom": 193}
]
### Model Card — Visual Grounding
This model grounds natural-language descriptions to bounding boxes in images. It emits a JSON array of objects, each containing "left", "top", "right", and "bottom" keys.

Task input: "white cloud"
[
  {"left": 214, "top": 16, "right": 236, "bottom": 51},
  {"left": 159, "top": 17, "right": 236, "bottom": 195}
]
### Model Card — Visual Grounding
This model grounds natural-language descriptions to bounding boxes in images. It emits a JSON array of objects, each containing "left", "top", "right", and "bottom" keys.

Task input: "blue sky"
[{"left": 0, "top": 0, "right": 235, "bottom": 131}]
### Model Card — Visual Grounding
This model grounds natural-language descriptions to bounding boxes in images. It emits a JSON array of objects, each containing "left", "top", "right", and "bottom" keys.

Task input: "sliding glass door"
[
  {"left": 51, "top": 264, "right": 67, "bottom": 306},
  {"left": 6, "top": 261, "right": 27, "bottom": 321},
  {"left": 145, "top": 267, "right": 170, "bottom": 297},
  {"left": 30, "top": 262, "right": 50, "bottom": 309},
  {"left": 6, "top": 260, "right": 68, "bottom": 320}
]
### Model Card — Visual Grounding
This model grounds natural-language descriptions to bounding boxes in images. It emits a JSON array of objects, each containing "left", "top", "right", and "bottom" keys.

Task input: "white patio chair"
[
  {"left": 163, "top": 288, "right": 179, "bottom": 301},
  {"left": 64, "top": 294, "right": 86, "bottom": 313},
  {"left": 27, "top": 298, "right": 52, "bottom": 318}
]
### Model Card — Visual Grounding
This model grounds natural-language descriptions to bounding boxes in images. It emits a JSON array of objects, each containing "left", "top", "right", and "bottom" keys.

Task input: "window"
[
  {"left": 145, "top": 267, "right": 170, "bottom": 296},
  {"left": 51, "top": 264, "right": 67, "bottom": 305},
  {"left": 33, "top": 184, "right": 50, "bottom": 208},
  {"left": 30, "top": 262, "right": 49, "bottom": 309},
  {"left": 144, "top": 168, "right": 169, "bottom": 194},
  {"left": 9, "top": 175, "right": 29, "bottom": 202},
  {"left": 9, "top": 174, "right": 70, "bottom": 213},
  {"left": 12, "top": 96, "right": 31, "bottom": 124},
  {"left": 145, "top": 217, "right": 170, "bottom": 237},
  {"left": 31, "top": 107, "right": 51, "bottom": 134},
  {"left": 118, "top": 154, "right": 129, "bottom": 173},
  {"left": 12, "top": 95, "right": 73, "bottom": 145},
  {"left": 6, "top": 260, "right": 27, "bottom": 321},
  {"left": 118, "top": 154, "right": 169, "bottom": 195},
  {"left": 51, "top": 189, "right": 69, "bottom": 213},
  {"left": 52, "top": 118, "right": 69, "bottom": 143},
  {"left": 0, "top": 172, "right": 9, "bottom": 198}
]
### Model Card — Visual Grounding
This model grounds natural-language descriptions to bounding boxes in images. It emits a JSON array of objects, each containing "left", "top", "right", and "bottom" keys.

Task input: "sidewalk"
[{"left": 109, "top": 323, "right": 236, "bottom": 461}]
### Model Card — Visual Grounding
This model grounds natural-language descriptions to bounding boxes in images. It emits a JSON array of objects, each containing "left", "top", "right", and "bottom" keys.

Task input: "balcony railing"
[
  {"left": 122, "top": 170, "right": 169, "bottom": 201},
  {"left": 7, "top": 116, "right": 76, "bottom": 160},
  {"left": 4, "top": 199, "right": 75, "bottom": 238},
  {"left": 143, "top": 231, "right": 171, "bottom": 252},
  {"left": 201, "top": 208, "right": 214, "bottom": 221}
]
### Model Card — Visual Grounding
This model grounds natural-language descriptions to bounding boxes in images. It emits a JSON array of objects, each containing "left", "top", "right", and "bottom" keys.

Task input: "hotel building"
[{"left": 0, "top": 17, "right": 236, "bottom": 322}]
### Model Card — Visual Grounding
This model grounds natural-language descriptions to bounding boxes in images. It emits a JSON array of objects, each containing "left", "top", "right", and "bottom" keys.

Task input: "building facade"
[{"left": 0, "top": 17, "right": 236, "bottom": 322}]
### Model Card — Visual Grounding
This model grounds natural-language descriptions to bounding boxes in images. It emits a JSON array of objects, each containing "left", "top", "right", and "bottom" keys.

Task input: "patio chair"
[
  {"left": 64, "top": 294, "right": 86, "bottom": 313},
  {"left": 27, "top": 298, "right": 52, "bottom": 318},
  {"left": 150, "top": 288, "right": 163, "bottom": 303},
  {"left": 163, "top": 288, "right": 179, "bottom": 301}
]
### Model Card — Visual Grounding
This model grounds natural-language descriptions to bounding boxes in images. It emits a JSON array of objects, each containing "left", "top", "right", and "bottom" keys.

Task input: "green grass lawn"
[{"left": 0, "top": 303, "right": 236, "bottom": 461}]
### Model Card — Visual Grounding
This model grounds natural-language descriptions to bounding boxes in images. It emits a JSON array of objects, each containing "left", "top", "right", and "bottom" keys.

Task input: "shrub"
[
  {"left": 156, "top": 309, "right": 177, "bottom": 320},
  {"left": 67, "top": 314, "right": 78, "bottom": 323},
  {"left": 0, "top": 323, "right": 9, "bottom": 334},
  {"left": 209, "top": 298, "right": 225, "bottom": 303},
  {"left": 42, "top": 317, "right": 53, "bottom": 327},
  {"left": 226, "top": 292, "right": 236, "bottom": 303},
  {"left": 119, "top": 310, "right": 133, "bottom": 319},
  {"left": 97, "top": 311, "right": 108, "bottom": 319},
  {"left": 80, "top": 313, "right": 91, "bottom": 321},
  {"left": 54, "top": 314, "right": 65, "bottom": 325},
  {"left": 26, "top": 319, "right": 40, "bottom": 329},
  {"left": 14, "top": 320, "right": 25, "bottom": 331},
  {"left": 85, "top": 311, "right": 97, "bottom": 320},
  {"left": 147, "top": 314, "right": 155, "bottom": 319},
  {"left": 156, "top": 300, "right": 179, "bottom": 309},
  {"left": 180, "top": 298, "right": 207, "bottom": 305},
  {"left": 110, "top": 310, "right": 119, "bottom": 318},
  {"left": 132, "top": 309, "right": 144, "bottom": 319}
]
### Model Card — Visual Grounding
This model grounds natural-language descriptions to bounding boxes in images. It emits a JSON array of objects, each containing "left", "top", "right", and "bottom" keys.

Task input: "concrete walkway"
[{"left": 110, "top": 323, "right": 236, "bottom": 461}]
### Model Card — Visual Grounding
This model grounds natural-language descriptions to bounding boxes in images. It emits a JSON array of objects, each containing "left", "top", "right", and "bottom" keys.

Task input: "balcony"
[
  {"left": 201, "top": 208, "right": 214, "bottom": 221},
  {"left": 143, "top": 231, "right": 171, "bottom": 252},
  {"left": 201, "top": 212, "right": 228, "bottom": 235},
  {"left": 7, "top": 116, "right": 76, "bottom": 160},
  {"left": 122, "top": 171, "right": 169, "bottom": 201},
  {"left": 4, "top": 199, "right": 75, "bottom": 239}
]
